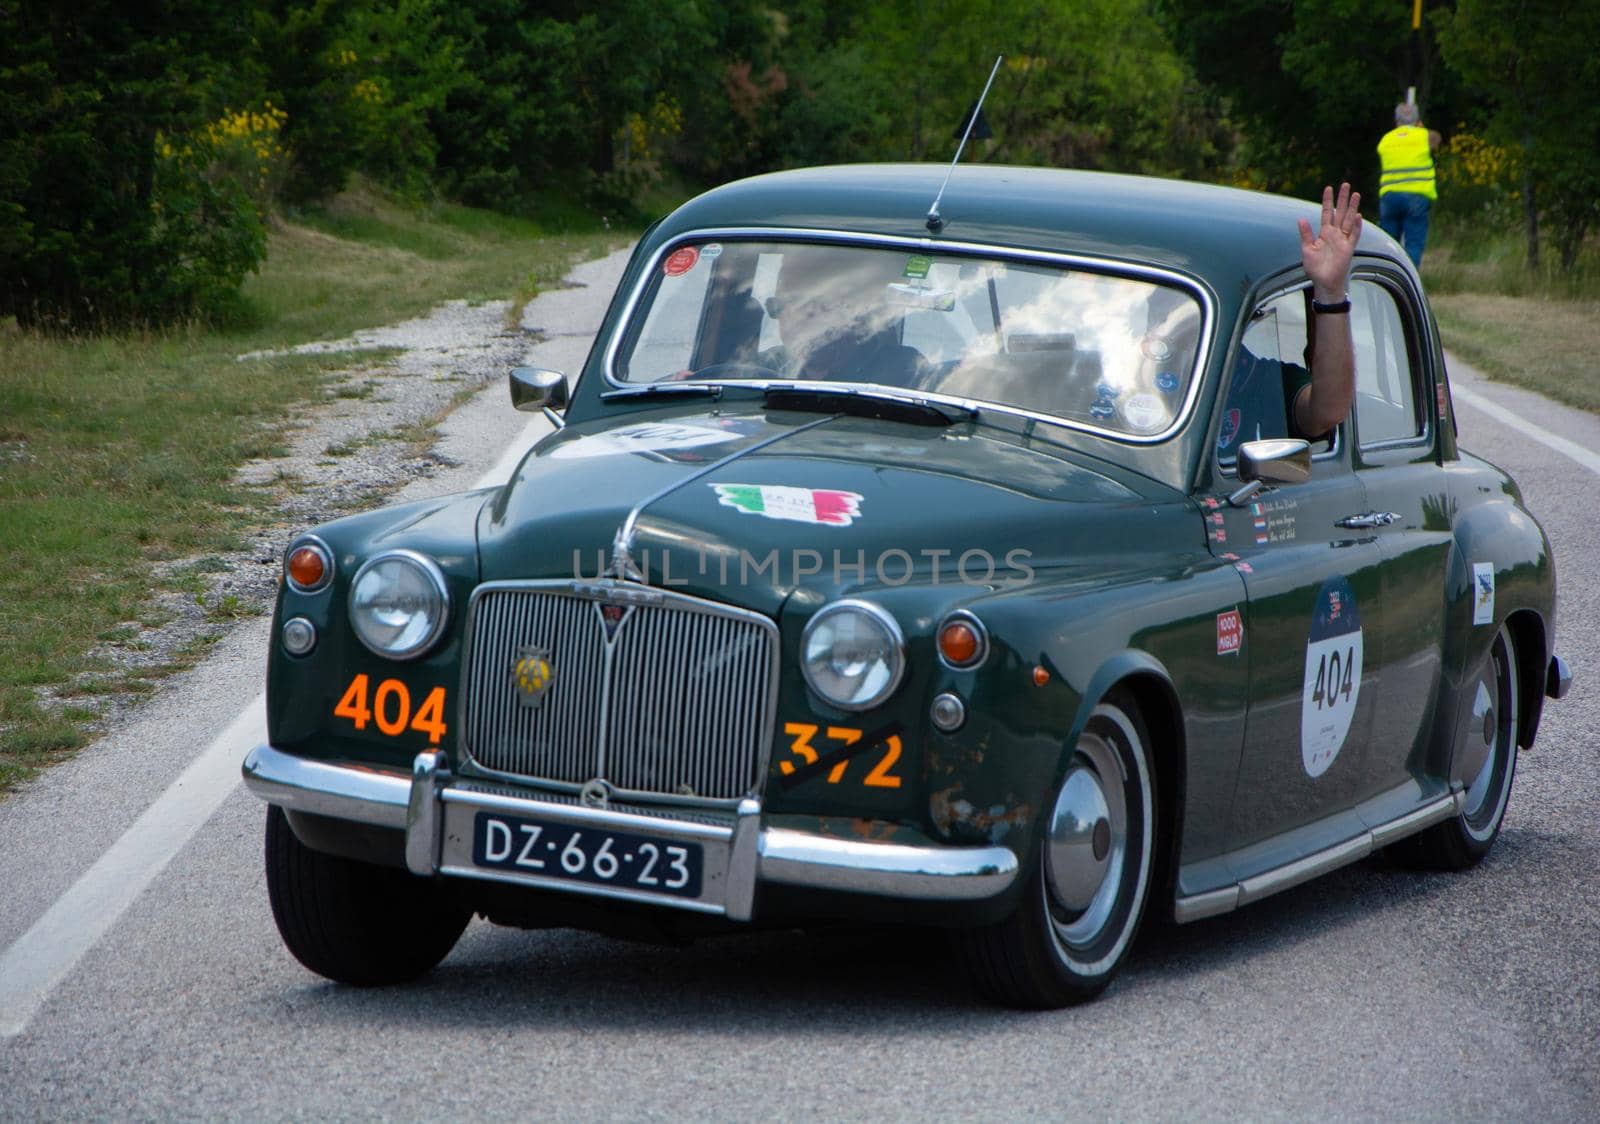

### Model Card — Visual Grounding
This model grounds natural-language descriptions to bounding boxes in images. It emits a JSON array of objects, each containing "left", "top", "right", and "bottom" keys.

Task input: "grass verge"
[
  {"left": 1425, "top": 226, "right": 1600, "bottom": 413},
  {"left": 1431, "top": 293, "right": 1600, "bottom": 413},
  {"left": 0, "top": 182, "right": 625, "bottom": 791}
]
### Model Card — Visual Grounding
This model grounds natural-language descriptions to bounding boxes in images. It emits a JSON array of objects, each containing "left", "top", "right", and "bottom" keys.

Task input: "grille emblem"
[
  {"left": 511, "top": 645, "right": 554, "bottom": 707},
  {"left": 600, "top": 602, "right": 628, "bottom": 641}
]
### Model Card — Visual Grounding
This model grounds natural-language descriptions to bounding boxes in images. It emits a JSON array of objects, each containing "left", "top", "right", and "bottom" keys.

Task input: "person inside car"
[
  {"left": 1218, "top": 181, "right": 1361, "bottom": 459},
  {"left": 759, "top": 245, "right": 928, "bottom": 385}
]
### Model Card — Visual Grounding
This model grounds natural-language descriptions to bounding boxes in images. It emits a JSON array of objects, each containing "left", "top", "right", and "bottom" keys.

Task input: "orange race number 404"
[{"left": 333, "top": 673, "right": 448, "bottom": 744}]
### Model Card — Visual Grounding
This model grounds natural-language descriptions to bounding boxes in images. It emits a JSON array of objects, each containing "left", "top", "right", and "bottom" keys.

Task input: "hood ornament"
[{"left": 605, "top": 415, "right": 836, "bottom": 583}]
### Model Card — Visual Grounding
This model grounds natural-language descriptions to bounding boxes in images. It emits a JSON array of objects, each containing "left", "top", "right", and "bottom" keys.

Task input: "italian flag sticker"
[{"left": 710, "top": 483, "right": 863, "bottom": 526}]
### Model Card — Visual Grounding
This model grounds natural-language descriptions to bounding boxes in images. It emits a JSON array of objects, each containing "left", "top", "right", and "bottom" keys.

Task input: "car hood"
[{"left": 476, "top": 404, "right": 1173, "bottom": 616}]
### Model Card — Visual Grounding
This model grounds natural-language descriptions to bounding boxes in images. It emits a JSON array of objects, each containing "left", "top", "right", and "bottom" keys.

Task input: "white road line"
[
  {"left": 1451, "top": 383, "right": 1600, "bottom": 478},
  {"left": 0, "top": 417, "right": 550, "bottom": 1040},
  {"left": 0, "top": 699, "right": 265, "bottom": 1037}
]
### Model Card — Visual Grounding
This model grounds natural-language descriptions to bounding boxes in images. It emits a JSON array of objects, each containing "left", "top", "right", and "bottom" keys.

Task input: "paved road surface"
[{"left": 2, "top": 255, "right": 1596, "bottom": 1120}]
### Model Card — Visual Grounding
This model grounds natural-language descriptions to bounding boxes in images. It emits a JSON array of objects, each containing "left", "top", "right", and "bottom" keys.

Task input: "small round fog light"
[
  {"left": 930, "top": 692, "right": 966, "bottom": 733},
  {"left": 282, "top": 616, "right": 317, "bottom": 656}
]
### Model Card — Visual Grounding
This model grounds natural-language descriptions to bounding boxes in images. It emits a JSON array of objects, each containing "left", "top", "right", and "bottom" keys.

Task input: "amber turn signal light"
[
  {"left": 936, "top": 612, "right": 988, "bottom": 670},
  {"left": 285, "top": 538, "right": 333, "bottom": 593}
]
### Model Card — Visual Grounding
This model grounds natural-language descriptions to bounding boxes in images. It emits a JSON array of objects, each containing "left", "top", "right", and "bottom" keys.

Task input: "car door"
[
  {"left": 1205, "top": 287, "right": 1387, "bottom": 868},
  {"left": 1346, "top": 274, "right": 1455, "bottom": 819}
]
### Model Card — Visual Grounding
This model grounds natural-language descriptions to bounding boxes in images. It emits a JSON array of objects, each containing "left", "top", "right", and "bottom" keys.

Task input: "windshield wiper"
[
  {"left": 600, "top": 383, "right": 723, "bottom": 403},
  {"left": 762, "top": 384, "right": 976, "bottom": 427}
]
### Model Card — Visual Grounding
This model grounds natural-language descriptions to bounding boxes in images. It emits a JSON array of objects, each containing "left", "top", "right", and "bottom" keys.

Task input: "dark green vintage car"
[{"left": 243, "top": 164, "right": 1570, "bottom": 1006}]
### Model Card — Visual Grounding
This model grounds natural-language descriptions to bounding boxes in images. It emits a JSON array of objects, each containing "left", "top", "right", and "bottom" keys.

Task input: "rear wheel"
[
  {"left": 956, "top": 692, "right": 1157, "bottom": 1008},
  {"left": 265, "top": 805, "right": 470, "bottom": 986},
  {"left": 1389, "top": 625, "right": 1520, "bottom": 870}
]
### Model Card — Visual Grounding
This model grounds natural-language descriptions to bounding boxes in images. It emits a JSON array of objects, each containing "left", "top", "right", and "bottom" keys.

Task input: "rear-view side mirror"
[
  {"left": 1238, "top": 438, "right": 1311, "bottom": 485},
  {"left": 509, "top": 367, "right": 569, "bottom": 414}
]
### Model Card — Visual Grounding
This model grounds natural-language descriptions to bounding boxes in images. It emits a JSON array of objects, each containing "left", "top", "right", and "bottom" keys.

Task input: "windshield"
[{"left": 615, "top": 239, "right": 1205, "bottom": 439}]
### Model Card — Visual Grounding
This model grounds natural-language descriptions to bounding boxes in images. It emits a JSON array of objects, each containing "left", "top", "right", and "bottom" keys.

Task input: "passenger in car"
[
  {"left": 1219, "top": 183, "right": 1361, "bottom": 459},
  {"left": 759, "top": 246, "right": 929, "bottom": 385}
]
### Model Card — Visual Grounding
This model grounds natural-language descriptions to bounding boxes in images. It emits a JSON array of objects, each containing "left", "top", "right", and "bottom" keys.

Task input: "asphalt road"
[{"left": 1, "top": 257, "right": 1596, "bottom": 1120}]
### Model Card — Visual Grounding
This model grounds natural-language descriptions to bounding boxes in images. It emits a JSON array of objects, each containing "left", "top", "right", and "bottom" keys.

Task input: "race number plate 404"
[{"left": 471, "top": 812, "right": 703, "bottom": 898}]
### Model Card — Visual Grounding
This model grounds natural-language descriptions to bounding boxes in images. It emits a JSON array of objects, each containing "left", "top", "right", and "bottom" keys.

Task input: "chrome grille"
[{"left": 460, "top": 583, "right": 777, "bottom": 802}]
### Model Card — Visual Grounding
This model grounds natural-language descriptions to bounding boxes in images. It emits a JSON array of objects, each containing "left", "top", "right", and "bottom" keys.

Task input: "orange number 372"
[
  {"left": 334, "top": 674, "right": 448, "bottom": 744},
  {"left": 780, "top": 722, "right": 902, "bottom": 788}
]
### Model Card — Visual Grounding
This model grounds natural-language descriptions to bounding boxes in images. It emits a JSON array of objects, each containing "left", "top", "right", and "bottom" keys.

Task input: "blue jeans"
[{"left": 1379, "top": 192, "right": 1431, "bottom": 267}]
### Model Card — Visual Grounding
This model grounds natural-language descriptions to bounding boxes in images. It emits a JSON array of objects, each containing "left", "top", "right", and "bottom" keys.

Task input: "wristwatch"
[{"left": 1311, "top": 295, "right": 1351, "bottom": 314}]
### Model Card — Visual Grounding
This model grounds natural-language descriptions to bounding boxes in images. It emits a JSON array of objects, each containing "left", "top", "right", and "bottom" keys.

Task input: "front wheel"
[
  {"left": 1389, "top": 625, "right": 1520, "bottom": 870},
  {"left": 955, "top": 692, "right": 1157, "bottom": 1007},
  {"left": 264, "top": 805, "right": 470, "bottom": 986}
]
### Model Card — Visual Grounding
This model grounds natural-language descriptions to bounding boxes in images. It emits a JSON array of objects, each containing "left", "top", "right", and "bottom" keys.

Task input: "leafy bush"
[{"left": 0, "top": 2, "right": 269, "bottom": 329}]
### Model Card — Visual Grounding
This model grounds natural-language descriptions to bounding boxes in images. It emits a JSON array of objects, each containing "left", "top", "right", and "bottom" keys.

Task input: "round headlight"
[
  {"left": 800, "top": 600, "right": 905, "bottom": 712},
  {"left": 347, "top": 550, "right": 449, "bottom": 660}
]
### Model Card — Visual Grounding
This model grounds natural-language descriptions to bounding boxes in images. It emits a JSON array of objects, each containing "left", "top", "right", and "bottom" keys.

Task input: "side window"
[
  {"left": 1217, "top": 288, "right": 1317, "bottom": 465},
  {"left": 1351, "top": 279, "right": 1424, "bottom": 445}
]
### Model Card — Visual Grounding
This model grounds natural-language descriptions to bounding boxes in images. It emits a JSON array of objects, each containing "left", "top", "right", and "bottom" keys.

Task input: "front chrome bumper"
[{"left": 242, "top": 744, "right": 1018, "bottom": 921}]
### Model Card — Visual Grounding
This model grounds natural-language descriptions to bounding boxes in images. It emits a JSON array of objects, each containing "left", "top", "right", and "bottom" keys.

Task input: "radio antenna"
[{"left": 926, "top": 54, "right": 1003, "bottom": 233}]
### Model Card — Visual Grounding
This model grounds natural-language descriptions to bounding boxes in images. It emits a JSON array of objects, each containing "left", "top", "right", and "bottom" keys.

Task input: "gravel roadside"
[{"left": 55, "top": 246, "right": 632, "bottom": 745}]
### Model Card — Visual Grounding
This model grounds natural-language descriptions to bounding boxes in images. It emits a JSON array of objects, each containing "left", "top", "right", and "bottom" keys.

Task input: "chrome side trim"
[
  {"left": 1172, "top": 793, "right": 1462, "bottom": 923},
  {"left": 1171, "top": 886, "right": 1239, "bottom": 924},
  {"left": 1369, "top": 793, "right": 1459, "bottom": 849},
  {"left": 603, "top": 227, "right": 1217, "bottom": 447},
  {"left": 1237, "top": 834, "right": 1372, "bottom": 907},
  {"left": 242, "top": 743, "right": 408, "bottom": 830},
  {"left": 758, "top": 828, "right": 1018, "bottom": 900}
]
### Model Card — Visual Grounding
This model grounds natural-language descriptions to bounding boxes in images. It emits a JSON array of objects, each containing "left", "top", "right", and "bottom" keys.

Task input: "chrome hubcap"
[
  {"left": 1464, "top": 677, "right": 1498, "bottom": 815},
  {"left": 1046, "top": 731, "right": 1127, "bottom": 947}
]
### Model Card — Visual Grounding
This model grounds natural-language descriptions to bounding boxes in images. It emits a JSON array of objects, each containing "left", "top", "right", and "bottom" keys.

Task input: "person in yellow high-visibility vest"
[{"left": 1377, "top": 103, "right": 1441, "bottom": 267}]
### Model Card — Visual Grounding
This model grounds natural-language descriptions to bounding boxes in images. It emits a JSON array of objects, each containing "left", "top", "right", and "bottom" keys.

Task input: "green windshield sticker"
[{"left": 902, "top": 254, "right": 932, "bottom": 279}]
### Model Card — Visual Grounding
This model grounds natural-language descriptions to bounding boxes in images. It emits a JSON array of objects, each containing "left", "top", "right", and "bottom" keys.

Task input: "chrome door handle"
[{"left": 1335, "top": 511, "right": 1399, "bottom": 529}]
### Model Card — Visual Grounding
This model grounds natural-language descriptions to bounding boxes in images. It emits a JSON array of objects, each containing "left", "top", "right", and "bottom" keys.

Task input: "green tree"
[
  {"left": 759, "top": 0, "right": 1231, "bottom": 179},
  {"left": 1157, "top": 0, "right": 1473, "bottom": 197},
  {"left": 0, "top": 0, "right": 267, "bottom": 327},
  {"left": 251, "top": 0, "right": 458, "bottom": 204},
  {"left": 1443, "top": 0, "right": 1600, "bottom": 272}
]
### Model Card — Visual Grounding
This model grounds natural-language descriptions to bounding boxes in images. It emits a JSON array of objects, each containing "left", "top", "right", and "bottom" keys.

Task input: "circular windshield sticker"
[
  {"left": 1141, "top": 336, "right": 1173, "bottom": 361},
  {"left": 1121, "top": 392, "right": 1168, "bottom": 431},
  {"left": 663, "top": 247, "right": 700, "bottom": 276},
  {"left": 1156, "top": 371, "right": 1180, "bottom": 394},
  {"left": 1301, "top": 576, "right": 1364, "bottom": 777}
]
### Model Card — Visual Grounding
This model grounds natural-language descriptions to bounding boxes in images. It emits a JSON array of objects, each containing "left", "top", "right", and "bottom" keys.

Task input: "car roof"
[{"left": 655, "top": 163, "right": 1404, "bottom": 292}]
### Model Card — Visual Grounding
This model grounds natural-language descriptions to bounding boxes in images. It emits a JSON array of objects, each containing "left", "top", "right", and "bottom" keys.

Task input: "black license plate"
[{"left": 471, "top": 811, "right": 703, "bottom": 898}]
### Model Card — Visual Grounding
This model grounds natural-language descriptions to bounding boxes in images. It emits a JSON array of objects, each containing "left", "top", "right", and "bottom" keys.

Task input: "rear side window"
[{"left": 1351, "top": 280, "right": 1424, "bottom": 446}]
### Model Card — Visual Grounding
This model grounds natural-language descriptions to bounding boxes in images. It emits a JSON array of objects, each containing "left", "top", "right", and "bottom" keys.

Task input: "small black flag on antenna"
[
  {"left": 954, "top": 102, "right": 993, "bottom": 142},
  {"left": 927, "top": 54, "right": 1004, "bottom": 232}
]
